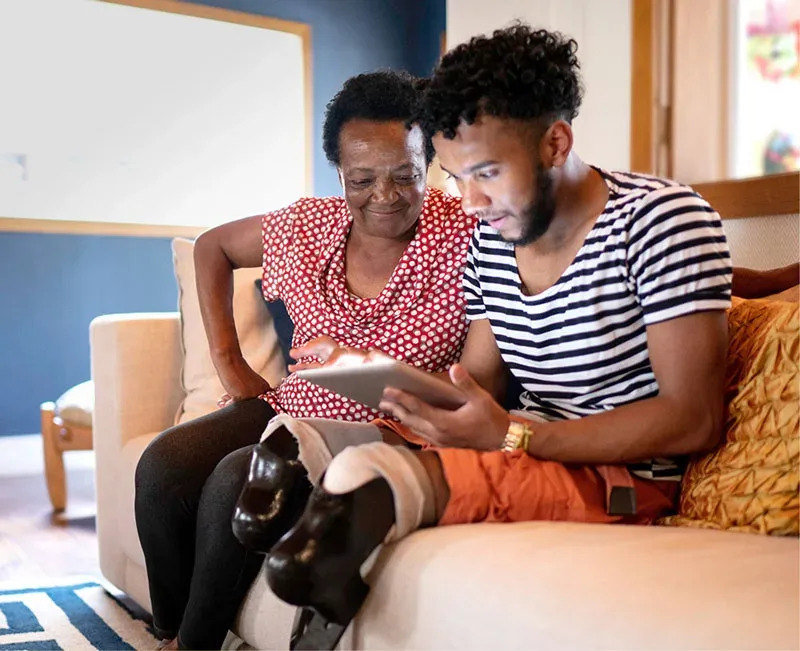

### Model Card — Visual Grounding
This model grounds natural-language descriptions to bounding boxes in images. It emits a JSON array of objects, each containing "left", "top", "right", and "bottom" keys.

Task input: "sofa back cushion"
[
  {"left": 662, "top": 296, "right": 799, "bottom": 535},
  {"left": 172, "top": 238, "right": 287, "bottom": 424}
]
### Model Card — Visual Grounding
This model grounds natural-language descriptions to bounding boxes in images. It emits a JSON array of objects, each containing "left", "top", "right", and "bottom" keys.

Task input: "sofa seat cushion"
[
  {"left": 55, "top": 380, "right": 94, "bottom": 429},
  {"left": 234, "top": 521, "right": 799, "bottom": 650}
]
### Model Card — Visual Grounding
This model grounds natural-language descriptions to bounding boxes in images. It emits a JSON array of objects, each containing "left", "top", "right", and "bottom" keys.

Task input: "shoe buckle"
[{"left": 290, "top": 607, "right": 348, "bottom": 651}]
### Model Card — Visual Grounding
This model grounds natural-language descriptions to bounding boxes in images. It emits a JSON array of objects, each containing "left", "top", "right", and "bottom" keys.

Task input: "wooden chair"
[{"left": 40, "top": 381, "right": 94, "bottom": 512}]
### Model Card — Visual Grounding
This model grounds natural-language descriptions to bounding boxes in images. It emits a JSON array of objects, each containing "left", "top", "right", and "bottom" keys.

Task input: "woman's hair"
[
  {"left": 323, "top": 70, "right": 435, "bottom": 166},
  {"left": 415, "top": 23, "right": 584, "bottom": 139}
]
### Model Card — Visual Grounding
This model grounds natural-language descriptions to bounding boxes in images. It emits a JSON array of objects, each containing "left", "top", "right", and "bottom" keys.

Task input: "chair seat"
[{"left": 55, "top": 381, "right": 94, "bottom": 429}]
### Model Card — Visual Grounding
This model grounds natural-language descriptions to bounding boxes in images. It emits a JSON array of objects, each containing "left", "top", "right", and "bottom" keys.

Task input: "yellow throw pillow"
[{"left": 661, "top": 297, "right": 799, "bottom": 535}]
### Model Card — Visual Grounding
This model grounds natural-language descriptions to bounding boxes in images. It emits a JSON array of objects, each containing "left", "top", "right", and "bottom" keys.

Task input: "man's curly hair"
[
  {"left": 322, "top": 70, "right": 435, "bottom": 167},
  {"left": 415, "top": 24, "right": 584, "bottom": 139}
]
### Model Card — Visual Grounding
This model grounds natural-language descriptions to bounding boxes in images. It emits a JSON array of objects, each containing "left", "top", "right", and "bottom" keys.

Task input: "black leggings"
[{"left": 134, "top": 398, "right": 276, "bottom": 650}]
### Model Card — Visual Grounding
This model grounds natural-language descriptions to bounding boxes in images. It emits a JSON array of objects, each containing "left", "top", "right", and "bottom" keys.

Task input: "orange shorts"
[{"left": 374, "top": 420, "right": 677, "bottom": 527}]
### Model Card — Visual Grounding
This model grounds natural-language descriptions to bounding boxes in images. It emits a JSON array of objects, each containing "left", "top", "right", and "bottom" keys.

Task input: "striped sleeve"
[
  {"left": 627, "top": 186, "right": 732, "bottom": 326},
  {"left": 463, "top": 227, "right": 488, "bottom": 320}
]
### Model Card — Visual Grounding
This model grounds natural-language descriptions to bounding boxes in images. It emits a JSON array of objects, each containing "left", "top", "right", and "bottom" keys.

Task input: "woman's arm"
[{"left": 194, "top": 215, "right": 270, "bottom": 401}]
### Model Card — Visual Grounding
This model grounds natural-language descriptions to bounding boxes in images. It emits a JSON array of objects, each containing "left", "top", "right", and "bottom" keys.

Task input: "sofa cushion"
[
  {"left": 54, "top": 380, "right": 94, "bottom": 428},
  {"left": 255, "top": 279, "right": 294, "bottom": 369},
  {"left": 234, "top": 522, "right": 799, "bottom": 650},
  {"left": 172, "top": 238, "right": 287, "bottom": 424},
  {"left": 766, "top": 283, "right": 799, "bottom": 302},
  {"left": 663, "top": 297, "right": 799, "bottom": 535}
]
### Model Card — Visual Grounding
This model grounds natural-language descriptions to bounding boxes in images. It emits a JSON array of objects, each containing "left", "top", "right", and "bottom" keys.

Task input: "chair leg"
[{"left": 41, "top": 402, "right": 67, "bottom": 512}]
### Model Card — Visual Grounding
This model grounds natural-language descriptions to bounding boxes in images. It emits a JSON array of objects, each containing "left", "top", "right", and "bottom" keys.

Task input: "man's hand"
[
  {"left": 289, "top": 336, "right": 392, "bottom": 372},
  {"left": 217, "top": 358, "right": 271, "bottom": 407},
  {"left": 379, "top": 363, "right": 510, "bottom": 450}
]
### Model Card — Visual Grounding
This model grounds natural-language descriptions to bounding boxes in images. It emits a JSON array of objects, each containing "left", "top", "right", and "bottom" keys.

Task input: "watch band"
[{"left": 501, "top": 421, "right": 533, "bottom": 452}]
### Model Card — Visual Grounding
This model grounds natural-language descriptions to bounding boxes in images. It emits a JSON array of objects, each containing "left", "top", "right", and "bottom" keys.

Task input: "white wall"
[
  {"left": 723, "top": 213, "right": 800, "bottom": 270},
  {"left": 0, "top": 0, "right": 307, "bottom": 228},
  {"left": 446, "top": 0, "right": 631, "bottom": 172}
]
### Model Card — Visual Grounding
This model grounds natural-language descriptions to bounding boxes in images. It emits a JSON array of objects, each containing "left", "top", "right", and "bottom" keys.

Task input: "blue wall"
[
  {"left": 193, "top": 0, "right": 446, "bottom": 197},
  {"left": 0, "top": 0, "right": 445, "bottom": 435}
]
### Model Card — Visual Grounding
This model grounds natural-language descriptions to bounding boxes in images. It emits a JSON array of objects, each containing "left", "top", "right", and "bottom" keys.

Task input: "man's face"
[{"left": 433, "top": 115, "right": 556, "bottom": 245}]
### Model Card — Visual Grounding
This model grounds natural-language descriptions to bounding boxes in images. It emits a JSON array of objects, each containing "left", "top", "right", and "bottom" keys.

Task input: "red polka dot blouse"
[{"left": 259, "top": 187, "right": 476, "bottom": 422}]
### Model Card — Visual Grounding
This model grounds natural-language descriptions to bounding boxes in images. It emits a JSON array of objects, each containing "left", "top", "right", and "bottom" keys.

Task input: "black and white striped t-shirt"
[{"left": 463, "top": 169, "right": 733, "bottom": 480}]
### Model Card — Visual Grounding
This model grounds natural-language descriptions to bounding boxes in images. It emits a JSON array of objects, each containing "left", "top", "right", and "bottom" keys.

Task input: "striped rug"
[{"left": 0, "top": 576, "right": 157, "bottom": 650}]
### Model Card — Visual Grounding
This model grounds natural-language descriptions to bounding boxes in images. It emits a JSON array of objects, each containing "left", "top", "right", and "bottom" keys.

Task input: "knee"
[
  {"left": 202, "top": 446, "right": 254, "bottom": 513},
  {"left": 134, "top": 430, "right": 183, "bottom": 505},
  {"left": 323, "top": 443, "right": 388, "bottom": 494}
]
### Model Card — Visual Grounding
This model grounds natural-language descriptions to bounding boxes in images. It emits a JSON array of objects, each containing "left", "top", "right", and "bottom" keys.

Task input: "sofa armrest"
[
  {"left": 90, "top": 313, "right": 184, "bottom": 594},
  {"left": 91, "top": 312, "right": 185, "bottom": 451}
]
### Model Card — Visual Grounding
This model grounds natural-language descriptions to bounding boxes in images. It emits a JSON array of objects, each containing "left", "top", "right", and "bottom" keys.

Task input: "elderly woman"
[{"left": 134, "top": 70, "right": 475, "bottom": 650}]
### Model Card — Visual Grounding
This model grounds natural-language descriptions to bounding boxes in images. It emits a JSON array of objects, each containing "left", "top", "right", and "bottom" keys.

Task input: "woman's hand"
[
  {"left": 379, "top": 363, "right": 510, "bottom": 450},
  {"left": 216, "top": 358, "right": 271, "bottom": 408},
  {"left": 289, "top": 336, "right": 392, "bottom": 372}
]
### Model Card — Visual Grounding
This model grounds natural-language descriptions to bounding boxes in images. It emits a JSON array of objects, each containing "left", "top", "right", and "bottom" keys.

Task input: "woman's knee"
[
  {"left": 201, "top": 446, "right": 256, "bottom": 515},
  {"left": 134, "top": 428, "right": 185, "bottom": 504},
  {"left": 134, "top": 399, "right": 274, "bottom": 501}
]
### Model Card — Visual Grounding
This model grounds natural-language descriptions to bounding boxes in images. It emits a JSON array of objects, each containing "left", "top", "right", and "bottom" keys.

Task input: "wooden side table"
[{"left": 40, "top": 381, "right": 94, "bottom": 512}]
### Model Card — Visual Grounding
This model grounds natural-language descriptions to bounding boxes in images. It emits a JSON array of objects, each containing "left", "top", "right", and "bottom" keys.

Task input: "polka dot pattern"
[{"left": 259, "top": 188, "right": 476, "bottom": 422}]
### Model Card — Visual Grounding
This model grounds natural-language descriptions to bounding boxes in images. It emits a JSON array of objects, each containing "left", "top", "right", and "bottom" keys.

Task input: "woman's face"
[{"left": 338, "top": 119, "right": 428, "bottom": 240}]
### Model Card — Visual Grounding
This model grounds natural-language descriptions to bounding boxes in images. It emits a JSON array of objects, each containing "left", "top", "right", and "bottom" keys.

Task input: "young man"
[{"left": 249, "top": 24, "right": 733, "bottom": 647}]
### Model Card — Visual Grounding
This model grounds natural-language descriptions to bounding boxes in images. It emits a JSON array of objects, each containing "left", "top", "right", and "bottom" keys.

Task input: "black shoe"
[
  {"left": 232, "top": 426, "right": 311, "bottom": 552},
  {"left": 265, "top": 477, "right": 395, "bottom": 626}
]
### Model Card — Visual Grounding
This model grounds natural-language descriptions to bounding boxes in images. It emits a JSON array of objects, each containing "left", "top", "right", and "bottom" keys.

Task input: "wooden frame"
[
  {"left": 630, "top": 0, "right": 799, "bottom": 223},
  {"left": 40, "top": 402, "right": 93, "bottom": 512},
  {"left": 693, "top": 172, "right": 799, "bottom": 220},
  {"left": 630, "top": 0, "right": 656, "bottom": 173},
  {"left": 0, "top": 0, "right": 313, "bottom": 238},
  {"left": 632, "top": 0, "right": 730, "bottom": 182},
  {"left": 0, "top": 217, "right": 204, "bottom": 238},
  {"left": 670, "top": 0, "right": 728, "bottom": 184}
]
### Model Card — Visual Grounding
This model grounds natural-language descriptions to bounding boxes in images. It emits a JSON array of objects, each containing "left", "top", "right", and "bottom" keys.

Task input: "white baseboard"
[{"left": 0, "top": 434, "right": 95, "bottom": 477}]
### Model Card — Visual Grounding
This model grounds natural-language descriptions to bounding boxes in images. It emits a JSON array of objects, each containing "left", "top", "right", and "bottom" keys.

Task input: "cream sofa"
[
  {"left": 91, "top": 318, "right": 800, "bottom": 651},
  {"left": 91, "top": 222, "right": 800, "bottom": 649}
]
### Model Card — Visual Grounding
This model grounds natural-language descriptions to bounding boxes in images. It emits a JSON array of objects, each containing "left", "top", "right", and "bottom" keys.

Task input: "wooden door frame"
[
  {"left": 630, "top": 0, "right": 799, "bottom": 220},
  {"left": 630, "top": 0, "right": 657, "bottom": 174}
]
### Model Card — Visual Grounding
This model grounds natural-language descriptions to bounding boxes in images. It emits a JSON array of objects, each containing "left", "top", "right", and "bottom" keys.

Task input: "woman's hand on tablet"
[
  {"left": 289, "top": 336, "right": 393, "bottom": 372},
  {"left": 379, "top": 363, "right": 510, "bottom": 451}
]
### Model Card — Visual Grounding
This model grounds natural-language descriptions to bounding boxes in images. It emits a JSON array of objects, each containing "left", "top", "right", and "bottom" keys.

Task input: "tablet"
[{"left": 296, "top": 359, "right": 467, "bottom": 411}]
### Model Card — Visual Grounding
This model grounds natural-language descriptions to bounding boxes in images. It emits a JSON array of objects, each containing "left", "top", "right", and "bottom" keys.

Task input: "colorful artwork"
[
  {"left": 746, "top": 0, "right": 800, "bottom": 80},
  {"left": 732, "top": 0, "right": 800, "bottom": 177},
  {"left": 763, "top": 130, "right": 800, "bottom": 173},
  {"left": 746, "top": 23, "right": 800, "bottom": 80}
]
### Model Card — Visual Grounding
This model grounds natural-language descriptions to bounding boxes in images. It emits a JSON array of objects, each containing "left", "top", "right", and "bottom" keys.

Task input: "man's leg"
[
  {"left": 265, "top": 442, "right": 676, "bottom": 648},
  {"left": 233, "top": 416, "right": 397, "bottom": 553},
  {"left": 134, "top": 398, "right": 275, "bottom": 642},
  {"left": 434, "top": 448, "right": 676, "bottom": 526}
]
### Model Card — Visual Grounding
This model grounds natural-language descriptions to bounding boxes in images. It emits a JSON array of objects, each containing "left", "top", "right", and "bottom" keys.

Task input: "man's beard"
[{"left": 510, "top": 163, "right": 556, "bottom": 246}]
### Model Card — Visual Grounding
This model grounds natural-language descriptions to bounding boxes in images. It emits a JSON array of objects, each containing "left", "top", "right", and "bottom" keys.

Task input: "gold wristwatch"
[{"left": 501, "top": 421, "right": 534, "bottom": 452}]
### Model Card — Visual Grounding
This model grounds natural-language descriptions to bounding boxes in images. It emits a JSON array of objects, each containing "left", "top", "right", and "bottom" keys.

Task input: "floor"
[{"left": 0, "top": 434, "right": 100, "bottom": 582}]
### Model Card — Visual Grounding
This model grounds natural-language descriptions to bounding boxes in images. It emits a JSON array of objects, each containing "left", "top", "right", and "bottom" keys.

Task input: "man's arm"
[
  {"left": 380, "top": 310, "right": 728, "bottom": 461},
  {"left": 455, "top": 318, "right": 508, "bottom": 402},
  {"left": 524, "top": 310, "right": 727, "bottom": 462},
  {"left": 732, "top": 263, "right": 799, "bottom": 299},
  {"left": 193, "top": 215, "right": 269, "bottom": 401}
]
